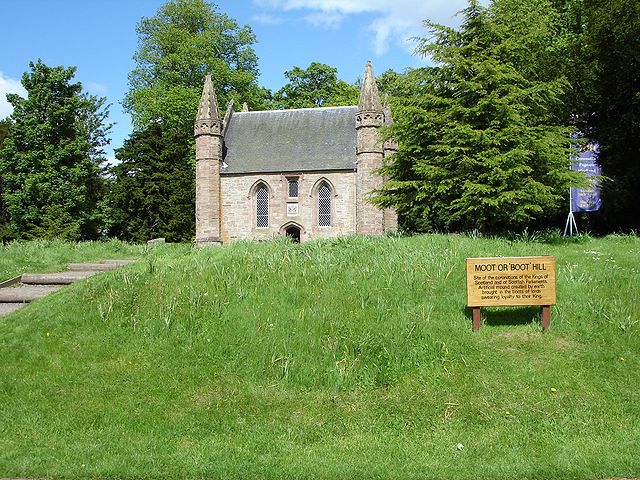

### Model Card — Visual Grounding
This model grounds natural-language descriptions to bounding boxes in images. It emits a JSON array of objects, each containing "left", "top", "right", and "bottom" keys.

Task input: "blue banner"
[{"left": 571, "top": 145, "right": 601, "bottom": 213}]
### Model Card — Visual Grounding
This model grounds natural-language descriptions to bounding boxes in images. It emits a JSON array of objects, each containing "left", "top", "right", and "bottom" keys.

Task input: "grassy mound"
[
  {"left": 0, "top": 238, "right": 146, "bottom": 281},
  {"left": 0, "top": 234, "right": 638, "bottom": 479}
]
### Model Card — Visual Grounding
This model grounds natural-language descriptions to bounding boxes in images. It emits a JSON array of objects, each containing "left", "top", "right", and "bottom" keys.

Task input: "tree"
[
  {"left": 0, "top": 119, "right": 10, "bottom": 147},
  {"left": 106, "top": 123, "right": 194, "bottom": 243},
  {"left": 376, "top": 0, "right": 581, "bottom": 233},
  {"left": 272, "top": 62, "right": 359, "bottom": 109},
  {"left": 0, "top": 119, "right": 11, "bottom": 241},
  {"left": 123, "top": 0, "right": 264, "bottom": 130},
  {"left": 0, "top": 60, "right": 110, "bottom": 240},
  {"left": 580, "top": 0, "right": 640, "bottom": 231}
]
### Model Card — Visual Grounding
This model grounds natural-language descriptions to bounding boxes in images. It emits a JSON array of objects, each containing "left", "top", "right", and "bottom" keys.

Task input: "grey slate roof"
[{"left": 222, "top": 106, "right": 357, "bottom": 174}]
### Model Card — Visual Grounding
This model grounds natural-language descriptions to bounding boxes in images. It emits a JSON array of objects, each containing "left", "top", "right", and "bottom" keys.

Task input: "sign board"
[
  {"left": 571, "top": 146, "right": 601, "bottom": 213},
  {"left": 466, "top": 256, "right": 556, "bottom": 307}
]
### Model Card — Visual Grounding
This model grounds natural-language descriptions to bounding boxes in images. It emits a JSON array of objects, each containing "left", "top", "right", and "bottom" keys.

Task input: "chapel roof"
[{"left": 222, "top": 106, "right": 357, "bottom": 174}]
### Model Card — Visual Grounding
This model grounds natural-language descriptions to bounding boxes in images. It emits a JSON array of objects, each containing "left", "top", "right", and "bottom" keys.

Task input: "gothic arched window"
[
  {"left": 317, "top": 181, "right": 332, "bottom": 227},
  {"left": 256, "top": 184, "right": 269, "bottom": 228}
]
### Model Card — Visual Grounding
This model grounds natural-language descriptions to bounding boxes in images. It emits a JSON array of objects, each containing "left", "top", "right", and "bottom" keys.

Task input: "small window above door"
[{"left": 287, "top": 178, "right": 299, "bottom": 198}]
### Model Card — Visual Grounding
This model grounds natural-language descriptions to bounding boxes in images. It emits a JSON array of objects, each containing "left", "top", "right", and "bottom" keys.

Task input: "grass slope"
[
  {"left": 0, "top": 239, "right": 146, "bottom": 282},
  {"left": 0, "top": 234, "right": 638, "bottom": 479}
]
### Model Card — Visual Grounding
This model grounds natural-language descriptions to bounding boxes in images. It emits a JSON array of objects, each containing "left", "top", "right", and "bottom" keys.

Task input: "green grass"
[
  {"left": 0, "top": 234, "right": 638, "bottom": 479},
  {"left": 0, "top": 238, "right": 148, "bottom": 282}
]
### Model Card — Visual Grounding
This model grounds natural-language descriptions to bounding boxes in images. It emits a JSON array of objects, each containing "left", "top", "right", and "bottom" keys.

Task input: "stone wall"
[
  {"left": 195, "top": 133, "right": 222, "bottom": 245},
  {"left": 356, "top": 122, "right": 385, "bottom": 236},
  {"left": 220, "top": 170, "right": 356, "bottom": 243}
]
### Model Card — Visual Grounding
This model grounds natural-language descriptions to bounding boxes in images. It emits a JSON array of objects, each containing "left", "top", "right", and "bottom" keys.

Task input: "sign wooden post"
[{"left": 466, "top": 256, "right": 556, "bottom": 332}]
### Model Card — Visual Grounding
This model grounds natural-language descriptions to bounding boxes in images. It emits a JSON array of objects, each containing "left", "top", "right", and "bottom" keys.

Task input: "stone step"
[
  {"left": 0, "top": 276, "right": 22, "bottom": 288},
  {"left": 0, "top": 303, "right": 25, "bottom": 315},
  {"left": 99, "top": 259, "right": 135, "bottom": 266},
  {"left": 0, "top": 285, "right": 64, "bottom": 303},
  {"left": 0, "top": 259, "right": 136, "bottom": 317},
  {"left": 66, "top": 263, "right": 122, "bottom": 271},
  {"left": 21, "top": 271, "right": 97, "bottom": 285}
]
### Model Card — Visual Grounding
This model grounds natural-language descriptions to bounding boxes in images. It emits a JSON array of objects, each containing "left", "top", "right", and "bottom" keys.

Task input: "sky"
[{"left": 0, "top": 0, "right": 472, "bottom": 160}]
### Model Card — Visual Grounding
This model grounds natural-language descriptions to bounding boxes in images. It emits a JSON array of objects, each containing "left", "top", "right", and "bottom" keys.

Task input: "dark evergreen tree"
[
  {"left": 581, "top": 0, "right": 640, "bottom": 231},
  {"left": 0, "top": 60, "right": 110, "bottom": 240},
  {"left": 106, "top": 123, "right": 194, "bottom": 243},
  {"left": 376, "top": 0, "right": 581, "bottom": 233}
]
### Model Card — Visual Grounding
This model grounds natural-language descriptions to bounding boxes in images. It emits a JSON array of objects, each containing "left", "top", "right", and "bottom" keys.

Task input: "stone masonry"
[
  {"left": 194, "top": 62, "right": 397, "bottom": 245},
  {"left": 356, "top": 61, "right": 386, "bottom": 236},
  {"left": 194, "top": 74, "right": 223, "bottom": 247},
  {"left": 220, "top": 171, "right": 356, "bottom": 243}
]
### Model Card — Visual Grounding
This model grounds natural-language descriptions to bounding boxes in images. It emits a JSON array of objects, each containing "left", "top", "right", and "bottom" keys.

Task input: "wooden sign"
[{"left": 466, "top": 256, "right": 556, "bottom": 331}]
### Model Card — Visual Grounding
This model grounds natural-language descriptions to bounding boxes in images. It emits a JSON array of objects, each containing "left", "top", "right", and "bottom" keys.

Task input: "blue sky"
[{"left": 0, "top": 0, "right": 471, "bottom": 160}]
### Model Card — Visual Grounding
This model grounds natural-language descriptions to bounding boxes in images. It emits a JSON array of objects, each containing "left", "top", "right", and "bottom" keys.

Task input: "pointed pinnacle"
[
  {"left": 358, "top": 61, "right": 383, "bottom": 113},
  {"left": 224, "top": 99, "right": 235, "bottom": 118},
  {"left": 196, "top": 74, "right": 220, "bottom": 122}
]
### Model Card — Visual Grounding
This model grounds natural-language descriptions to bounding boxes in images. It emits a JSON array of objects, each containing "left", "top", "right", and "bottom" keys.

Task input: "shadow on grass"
[{"left": 464, "top": 306, "right": 541, "bottom": 327}]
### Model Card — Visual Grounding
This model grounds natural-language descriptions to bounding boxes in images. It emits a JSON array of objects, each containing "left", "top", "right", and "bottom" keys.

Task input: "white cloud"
[
  {"left": 304, "top": 11, "right": 345, "bottom": 28},
  {"left": 0, "top": 72, "right": 27, "bottom": 119},
  {"left": 254, "top": 0, "right": 472, "bottom": 55},
  {"left": 252, "top": 13, "right": 286, "bottom": 25},
  {"left": 87, "top": 81, "right": 108, "bottom": 95}
]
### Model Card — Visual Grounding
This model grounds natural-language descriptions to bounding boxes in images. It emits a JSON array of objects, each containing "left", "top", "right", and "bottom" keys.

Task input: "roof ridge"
[{"left": 235, "top": 105, "right": 357, "bottom": 115}]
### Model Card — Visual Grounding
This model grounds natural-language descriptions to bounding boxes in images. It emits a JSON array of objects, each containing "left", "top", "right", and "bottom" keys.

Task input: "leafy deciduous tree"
[
  {"left": 123, "top": 0, "right": 264, "bottom": 130},
  {"left": 0, "top": 119, "right": 11, "bottom": 241},
  {"left": 0, "top": 119, "right": 10, "bottom": 147},
  {"left": 272, "top": 62, "right": 359, "bottom": 109},
  {"left": 0, "top": 60, "right": 110, "bottom": 240}
]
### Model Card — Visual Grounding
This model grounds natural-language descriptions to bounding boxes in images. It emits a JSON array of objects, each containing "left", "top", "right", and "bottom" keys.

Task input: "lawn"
[{"left": 0, "top": 234, "right": 638, "bottom": 479}]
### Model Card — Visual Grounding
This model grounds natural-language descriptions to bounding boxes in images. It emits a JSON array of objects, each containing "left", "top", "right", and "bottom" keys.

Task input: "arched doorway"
[{"left": 284, "top": 225, "right": 301, "bottom": 243}]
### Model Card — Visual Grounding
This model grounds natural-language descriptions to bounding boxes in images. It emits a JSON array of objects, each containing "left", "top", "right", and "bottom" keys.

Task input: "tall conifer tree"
[
  {"left": 377, "top": 0, "right": 580, "bottom": 233},
  {"left": 106, "top": 123, "right": 194, "bottom": 243}
]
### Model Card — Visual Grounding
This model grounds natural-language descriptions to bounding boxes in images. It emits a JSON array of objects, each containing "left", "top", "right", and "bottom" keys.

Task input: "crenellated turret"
[
  {"left": 356, "top": 61, "right": 384, "bottom": 131},
  {"left": 194, "top": 74, "right": 221, "bottom": 137},
  {"left": 194, "top": 74, "right": 223, "bottom": 247},
  {"left": 355, "top": 61, "right": 386, "bottom": 235}
]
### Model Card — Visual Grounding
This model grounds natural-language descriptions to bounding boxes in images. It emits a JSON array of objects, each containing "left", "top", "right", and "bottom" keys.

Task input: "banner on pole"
[{"left": 571, "top": 144, "right": 601, "bottom": 213}]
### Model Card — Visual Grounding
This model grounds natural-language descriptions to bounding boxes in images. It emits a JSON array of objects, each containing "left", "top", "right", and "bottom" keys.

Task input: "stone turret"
[
  {"left": 194, "top": 74, "right": 223, "bottom": 247},
  {"left": 355, "top": 61, "right": 386, "bottom": 235}
]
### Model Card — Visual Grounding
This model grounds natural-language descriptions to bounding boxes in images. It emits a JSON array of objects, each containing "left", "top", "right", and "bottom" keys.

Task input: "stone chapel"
[{"left": 194, "top": 61, "right": 397, "bottom": 246}]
